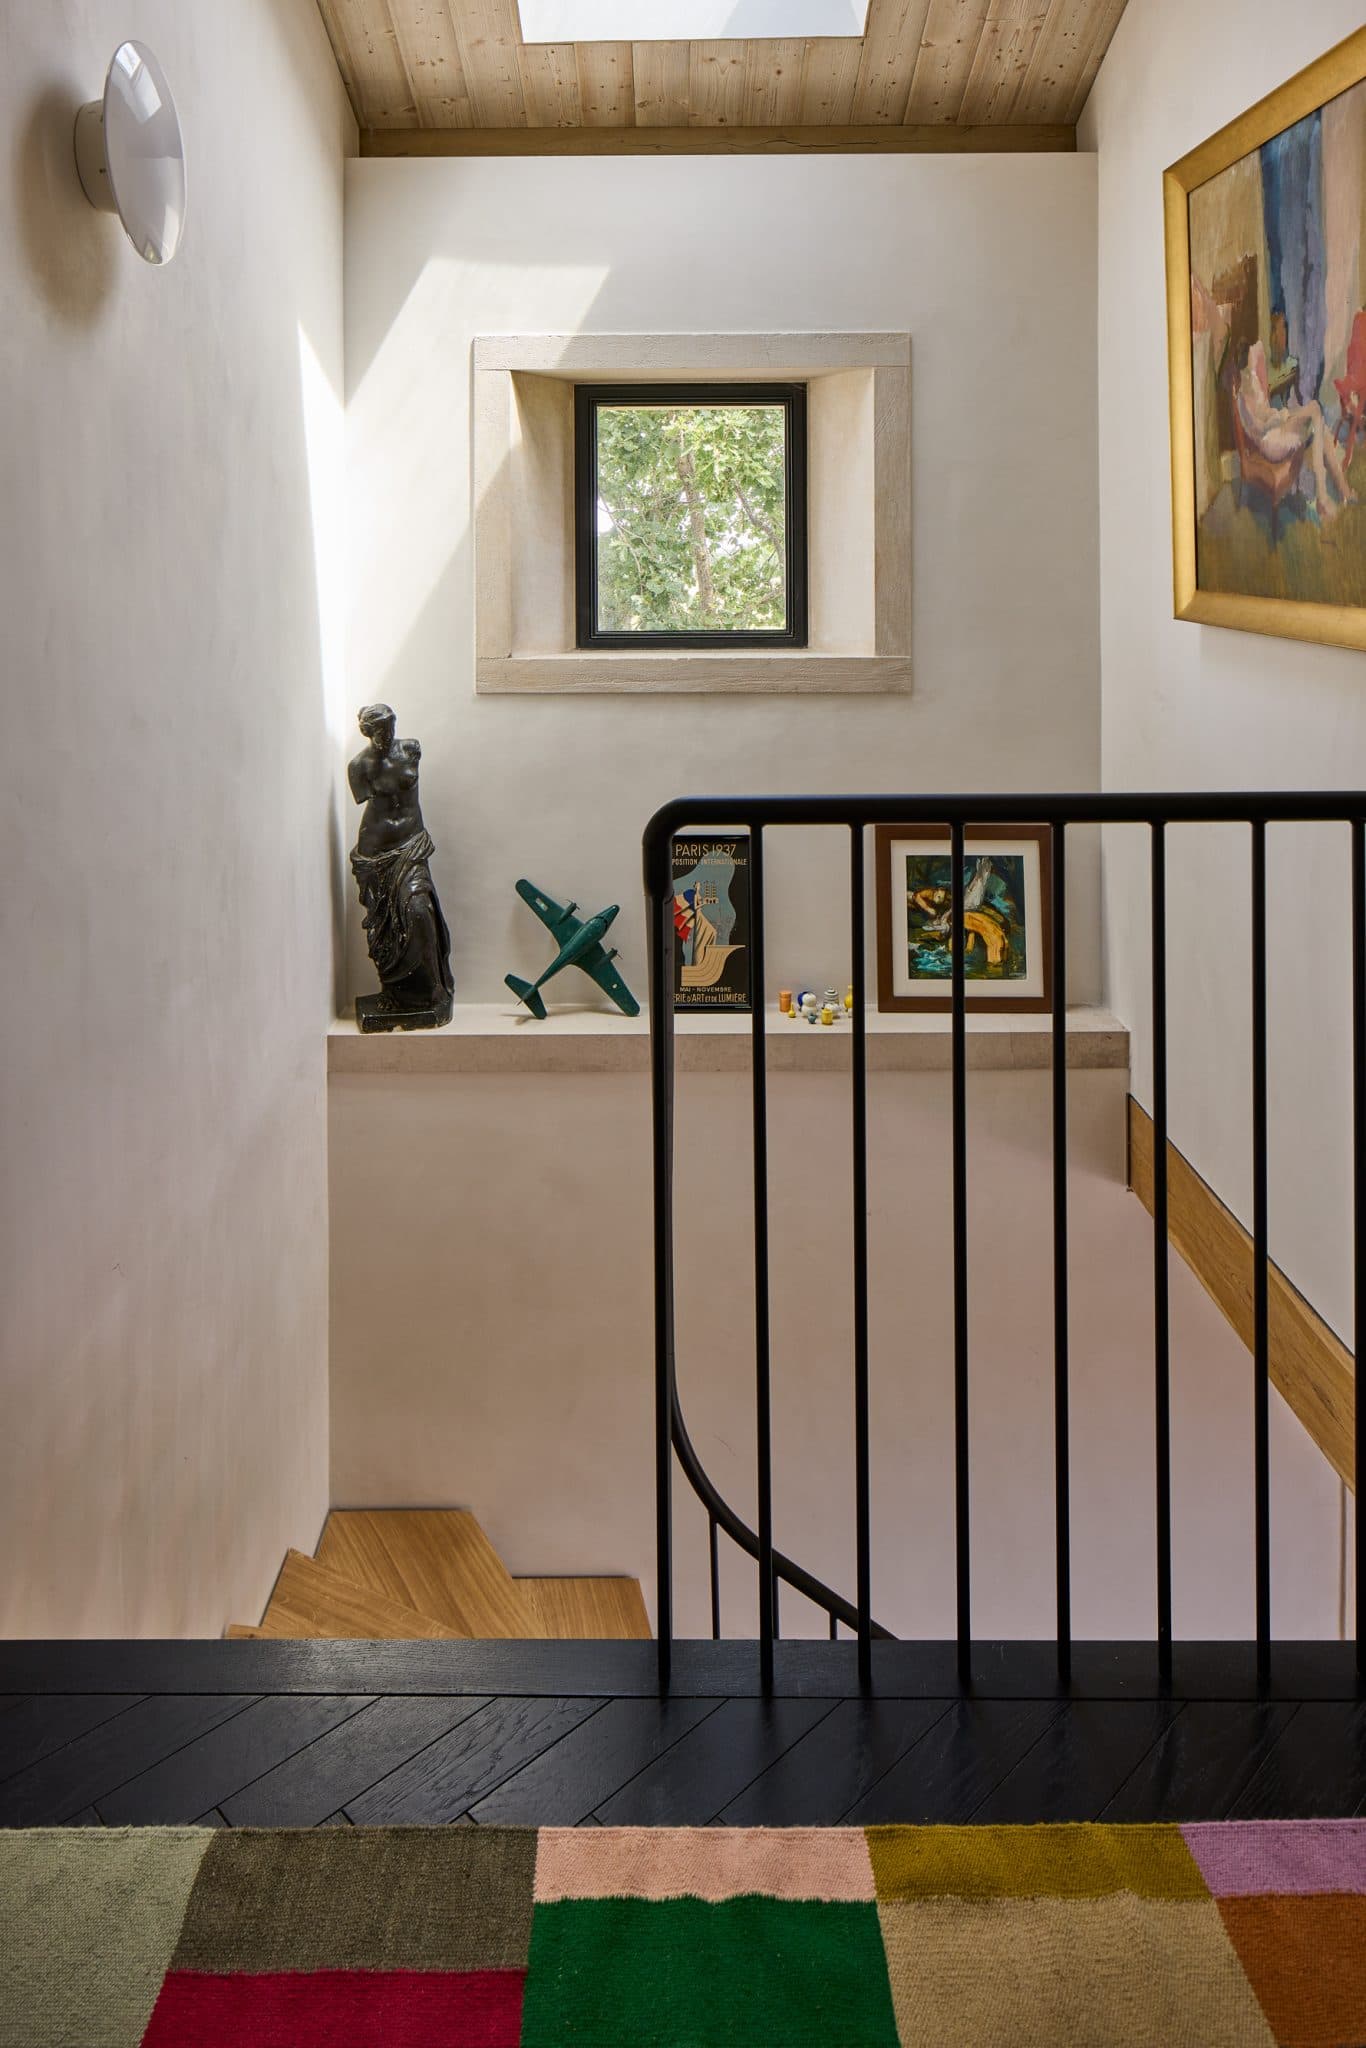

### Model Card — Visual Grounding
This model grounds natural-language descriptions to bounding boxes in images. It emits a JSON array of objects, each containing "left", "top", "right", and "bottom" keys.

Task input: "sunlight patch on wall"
[
  {"left": 347, "top": 256, "right": 609, "bottom": 699},
  {"left": 297, "top": 323, "right": 347, "bottom": 745}
]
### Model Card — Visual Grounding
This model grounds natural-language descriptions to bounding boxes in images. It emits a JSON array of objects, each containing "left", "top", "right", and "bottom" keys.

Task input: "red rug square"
[{"left": 139, "top": 1967, "right": 526, "bottom": 2047}]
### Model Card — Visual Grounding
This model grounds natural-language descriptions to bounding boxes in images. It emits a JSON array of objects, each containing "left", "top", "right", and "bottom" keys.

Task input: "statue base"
[{"left": 356, "top": 991, "right": 454, "bottom": 1033}]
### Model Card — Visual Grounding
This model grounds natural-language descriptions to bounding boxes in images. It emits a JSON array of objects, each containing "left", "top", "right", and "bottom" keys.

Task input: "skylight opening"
[{"left": 518, "top": 0, "right": 867, "bottom": 44}]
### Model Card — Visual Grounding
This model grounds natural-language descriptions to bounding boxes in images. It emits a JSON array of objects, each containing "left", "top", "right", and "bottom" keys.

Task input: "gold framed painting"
[{"left": 1164, "top": 27, "right": 1366, "bottom": 651}]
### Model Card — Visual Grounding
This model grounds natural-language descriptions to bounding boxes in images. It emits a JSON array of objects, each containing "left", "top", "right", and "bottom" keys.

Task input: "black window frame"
[{"left": 574, "top": 381, "right": 809, "bottom": 651}]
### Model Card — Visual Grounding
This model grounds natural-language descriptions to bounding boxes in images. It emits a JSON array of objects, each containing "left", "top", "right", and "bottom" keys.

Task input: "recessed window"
[
  {"left": 519, "top": 1, "right": 867, "bottom": 42},
  {"left": 575, "top": 383, "right": 808, "bottom": 650}
]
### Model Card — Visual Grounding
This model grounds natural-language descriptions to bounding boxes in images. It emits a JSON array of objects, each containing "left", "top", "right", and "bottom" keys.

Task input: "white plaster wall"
[
  {"left": 1080, "top": 2, "right": 1361, "bottom": 1598},
  {"left": 0, "top": 1, "right": 355, "bottom": 1634},
  {"left": 342, "top": 154, "right": 1103, "bottom": 1009},
  {"left": 1082, "top": 9, "right": 1366, "bottom": 1338},
  {"left": 330, "top": 1064, "right": 1343, "bottom": 1639}
]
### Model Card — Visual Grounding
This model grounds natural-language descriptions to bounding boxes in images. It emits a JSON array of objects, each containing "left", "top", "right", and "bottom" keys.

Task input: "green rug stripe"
[{"left": 519, "top": 1895, "right": 900, "bottom": 2047}]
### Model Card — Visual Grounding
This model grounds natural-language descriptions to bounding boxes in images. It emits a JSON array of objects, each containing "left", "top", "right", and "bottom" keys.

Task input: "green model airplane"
[{"left": 505, "top": 878, "right": 640, "bottom": 1019}]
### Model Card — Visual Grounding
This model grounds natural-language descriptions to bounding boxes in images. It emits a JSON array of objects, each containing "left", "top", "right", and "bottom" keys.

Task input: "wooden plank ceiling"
[{"left": 317, "top": 0, "right": 1128, "bottom": 153}]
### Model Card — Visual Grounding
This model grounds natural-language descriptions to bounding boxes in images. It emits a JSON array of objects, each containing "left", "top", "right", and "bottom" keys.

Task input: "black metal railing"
[{"left": 643, "top": 792, "right": 1366, "bottom": 1695}]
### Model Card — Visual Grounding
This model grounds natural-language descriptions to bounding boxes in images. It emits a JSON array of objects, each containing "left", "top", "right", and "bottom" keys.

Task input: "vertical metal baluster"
[
  {"left": 772, "top": 1569, "right": 780, "bottom": 1642},
  {"left": 851, "top": 824, "right": 873, "bottom": 1692},
  {"left": 829, "top": 1611, "right": 839, "bottom": 1641},
  {"left": 708, "top": 1513, "right": 720, "bottom": 1642},
  {"left": 951, "top": 819, "right": 971, "bottom": 1684},
  {"left": 1251, "top": 820, "right": 1271, "bottom": 1679},
  {"left": 751, "top": 827, "right": 775, "bottom": 1694},
  {"left": 1354, "top": 818, "right": 1366, "bottom": 1678},
  {"left": 1151, "top": 822, "right": 1172, "bottom": 1680},
  {"left": 649, "top": 862, "right": 677, "bottom": 1693},
  {"left": 1052, "top": 823, "right": 1071, "bottom": 1680}
]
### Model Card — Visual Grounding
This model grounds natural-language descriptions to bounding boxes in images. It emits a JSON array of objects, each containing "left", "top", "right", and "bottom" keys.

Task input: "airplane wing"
[
  {"left": 516, "top": 879, "right": 581, "bottom": 944},
  {"left": 578, "top": 941, "right": 641, "bottom": 1017}
]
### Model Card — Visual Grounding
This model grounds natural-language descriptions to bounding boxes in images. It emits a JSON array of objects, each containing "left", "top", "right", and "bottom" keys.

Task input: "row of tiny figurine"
[{"left": 779, "top": 986, "right": 855, "bottom": 1025}]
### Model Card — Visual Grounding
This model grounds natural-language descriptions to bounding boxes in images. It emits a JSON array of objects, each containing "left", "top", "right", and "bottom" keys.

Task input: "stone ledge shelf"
[{"left": 328, "top": 1005, "right": 1129, "bottom": 1075}]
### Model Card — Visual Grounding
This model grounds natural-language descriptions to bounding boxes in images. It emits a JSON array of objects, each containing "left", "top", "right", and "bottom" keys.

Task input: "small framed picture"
[
  {"left": 874, "top": 824, "right": 1052, "bottom": 1014},
  {"left": 671, "top": 834, "right": 752, "bottom": 1013}
]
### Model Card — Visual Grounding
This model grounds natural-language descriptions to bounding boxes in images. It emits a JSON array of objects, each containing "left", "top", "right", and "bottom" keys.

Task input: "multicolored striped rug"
[{"left": 2, "top": 1821, "right": 1364, "bottom": 2045}]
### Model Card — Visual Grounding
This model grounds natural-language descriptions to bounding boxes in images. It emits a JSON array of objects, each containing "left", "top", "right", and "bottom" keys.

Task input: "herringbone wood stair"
[
  {"left": 229, "top": 1510, "right": 651, "bottom": 1643},
  {"left": 518, "top": 1575, "right": 651, "bottom": 1639},
  {"left": 316, "top": 1510, "right": 538, "bottom": 1637},
  {"left": 243, "top": 1549, "right": 462, "bottom": 1641}
]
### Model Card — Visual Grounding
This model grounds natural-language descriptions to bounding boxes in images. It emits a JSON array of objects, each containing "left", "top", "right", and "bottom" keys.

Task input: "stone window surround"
[{"left": 472, "top": 332, "right": 911, "bottom": 695}]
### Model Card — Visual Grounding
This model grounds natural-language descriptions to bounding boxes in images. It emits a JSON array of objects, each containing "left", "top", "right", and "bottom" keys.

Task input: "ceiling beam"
[{"left": 359, "top": 117, "right": 1074, "bottom": 153}]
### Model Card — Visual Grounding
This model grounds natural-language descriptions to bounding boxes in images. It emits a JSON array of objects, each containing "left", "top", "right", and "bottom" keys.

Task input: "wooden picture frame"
[
  {"left": 874, "top": 824, "right": 1052, "bottom": 1015},
  {"left": 1164, "top": 27, "right": 1366, "bottom": 652}
]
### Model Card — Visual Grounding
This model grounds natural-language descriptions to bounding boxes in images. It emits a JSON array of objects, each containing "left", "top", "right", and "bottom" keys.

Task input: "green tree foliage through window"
[{"left": 594, "top": 403, "right": 788, "bottom": 634}]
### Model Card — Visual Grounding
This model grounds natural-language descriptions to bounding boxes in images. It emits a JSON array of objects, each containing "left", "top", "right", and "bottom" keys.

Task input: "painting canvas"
[
  {"left": 874, "top": 827, "right": 1051, "bottom": 1014},
  {"left": 1166, "top": 31, "right": 1366, "bottom": 648}
]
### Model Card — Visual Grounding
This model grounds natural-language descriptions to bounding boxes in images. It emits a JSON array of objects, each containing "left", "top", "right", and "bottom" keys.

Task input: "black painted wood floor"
[{"left": 1, "top": 1643, "right": 1363, "bottom": 1831}]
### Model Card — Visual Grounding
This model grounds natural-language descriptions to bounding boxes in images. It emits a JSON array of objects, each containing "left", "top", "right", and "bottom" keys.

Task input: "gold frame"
[{"left": 1164, "top": 26, "right": 1366, "bottom": 652}]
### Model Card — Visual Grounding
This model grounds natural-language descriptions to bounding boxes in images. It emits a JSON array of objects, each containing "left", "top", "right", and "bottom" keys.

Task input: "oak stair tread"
[
  {"left": 517, "top": 1576, "right": 653, "bottom": 1640},
  {"left": 315, "top": 1509, "right": 540, "bottom": 1639},
  {"left": 253, "top": 1549, "right": 461, "bottom": 1641},
  {"left": 227, "top": 1509, "right": 652, "bottom": 1642}
]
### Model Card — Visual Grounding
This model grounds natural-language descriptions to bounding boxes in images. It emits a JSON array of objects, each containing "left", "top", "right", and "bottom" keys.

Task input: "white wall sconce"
[{"left": 74, "top": 42, "right": 186, "bottom": 266}]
